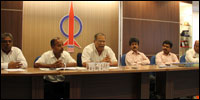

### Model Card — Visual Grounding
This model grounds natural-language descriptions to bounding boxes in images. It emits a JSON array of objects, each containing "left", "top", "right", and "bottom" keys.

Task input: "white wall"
[{"left": 192, "top": 1, "right": 199, "bottom": 47}]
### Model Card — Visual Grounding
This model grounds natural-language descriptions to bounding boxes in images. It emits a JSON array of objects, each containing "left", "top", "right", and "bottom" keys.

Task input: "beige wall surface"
[{"left": 22, "top": 1, "right": 119, "bottom": 67}]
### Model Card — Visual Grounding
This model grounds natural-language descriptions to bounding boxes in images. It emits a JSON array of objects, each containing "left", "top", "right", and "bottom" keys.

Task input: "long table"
[
  {"left": 156, "top": 67, "right": 199, "bottom": 99},
  {"left": 61, "top": 68, "right": 151, "bottom": 99},
  {"left": 1, "top": 68, "right": 59, "bottom": 99},
  {"left": 1, "top": 66, "right": 199, "bottom": 99}
]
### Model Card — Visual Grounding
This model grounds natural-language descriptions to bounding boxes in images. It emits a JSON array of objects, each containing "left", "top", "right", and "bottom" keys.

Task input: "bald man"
[{"left": 185, "top": 40, "right": 199, "bottom": 63}]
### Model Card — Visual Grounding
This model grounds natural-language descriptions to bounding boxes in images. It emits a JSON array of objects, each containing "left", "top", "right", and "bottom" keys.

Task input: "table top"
[
  {"left": 59, "top": 65, "right": 199, "bottom": 75},
  {"left": 1, "top": 65, "right": 199, "bottom": 76},
  {"left": 1, "top": 68, "right": 60, "bottom": 76}
]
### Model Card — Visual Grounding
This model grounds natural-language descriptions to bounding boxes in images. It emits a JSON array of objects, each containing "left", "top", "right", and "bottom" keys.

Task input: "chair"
[
  {"left": 77, "top": 53, "right": 82, "bottom": 67},
  {"left": 150, "top": 56, "right": 156, "bottom": 76},
  {"left": 121, "top": 54, "right": 126, "bottom": 66},
  {"left": 149, "top": 55, "right": 157, "bottom": 98},
  {"left": 34, "top": 56, "right": 41, "bottom": 64},
  {"left": 150, "top": 56, "right": 156, "bottom": 65},
  {"left": 180, "top": 55, "right": 186, "bottom": 63}
]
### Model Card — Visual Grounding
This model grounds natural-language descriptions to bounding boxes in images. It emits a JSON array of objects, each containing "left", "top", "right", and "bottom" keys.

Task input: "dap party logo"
[{"left": 60, "top": 2, "right": 82, "bottom": 52}]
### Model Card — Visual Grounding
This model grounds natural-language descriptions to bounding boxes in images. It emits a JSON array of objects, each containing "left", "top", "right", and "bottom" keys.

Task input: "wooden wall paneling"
[
  {"left": 1, "top": 1, "right": 23, "bottom": 9},
  {"left": 123, "top": 1, "right": 180, "bottom": 58},
  {"left": 1, "top": 11, "right": 22, "bottom": 48},
  {"left": 123, "top": 1, "right": 179, "bottom": 21},
  {"left": 123, "top": 19, "right": 179, "bottom": 56},
  {"left": 1, "top": 1, "right": 23, "bottom": 49}
]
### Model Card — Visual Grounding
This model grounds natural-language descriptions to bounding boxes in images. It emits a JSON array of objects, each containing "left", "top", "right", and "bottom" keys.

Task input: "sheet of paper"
[
  {"left": 109, "top": 67, "right": 119, "bottom": 69},
  {"left": 39, "top": 67, "right": 87, "bottom": 71},
  {"left": 56, "top": 67, "right": 77, "bottom": 70},
  {"left": 5, "top": 69, "right": 26, "bottom": 72},
  {"left": 76, "top": 67, "right": 87, "bottom": 70},
  {"left": 39, "top": 68, "right": 51, "bottom": 71},
  {"left": 159, "top": 65, "right": 178, "bottom": 68}
]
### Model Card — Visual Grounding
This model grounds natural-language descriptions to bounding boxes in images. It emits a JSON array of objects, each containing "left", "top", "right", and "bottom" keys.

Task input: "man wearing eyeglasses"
[
  {"left": 1, "top": 33, "right": 27, "bottom": 69},
  {"left": 82, "top": 33, "right": 118, "bottom": 67}
]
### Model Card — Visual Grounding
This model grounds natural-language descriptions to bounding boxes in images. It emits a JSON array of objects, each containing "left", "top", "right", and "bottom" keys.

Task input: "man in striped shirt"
[
  {"left": 125, "top": 37, "right": 150, "bottom": 66},
  {"left": 156, "top": 40, "right": 179, "bottom": 66}
]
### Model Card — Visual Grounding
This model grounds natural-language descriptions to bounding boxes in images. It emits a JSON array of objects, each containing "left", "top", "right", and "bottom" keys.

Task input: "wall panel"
[
  {"left": 1, "top": 1, "right": 23, "bottom": 9},
  {"left": 22, "top": 1, "right": 119, "bottom": 67},
  {"left": 123, "top": 1, "right": 180, "bottom": 58},
  {"left": 123, "top": 1, "right": 179, "bottom": 21},
  {"left": 1, "top": 1, "right": 23, "bottom": 49}
]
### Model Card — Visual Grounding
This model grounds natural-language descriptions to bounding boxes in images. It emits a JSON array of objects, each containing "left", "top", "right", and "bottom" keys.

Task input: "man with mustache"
[
  {"left": 82, "top": 33, "right": 118, "bottom": 67},
  {"left": 156, "top": 40, "right": 179, "bottom": 65},
  {"left": 34, "top": 37, "right": 76, "bottom": 99},
  {"left": 185, "top": 40, "right": 199, "bottom": 63},
  {"left": 1, "top": 33, "right": 27, "bottom": 69},
  {"left": 125, "top": 37, "right": 150, "bottom": 66}
]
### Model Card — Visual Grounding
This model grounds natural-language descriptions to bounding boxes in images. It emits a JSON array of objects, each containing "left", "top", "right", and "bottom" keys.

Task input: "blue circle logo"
[{"left": 60, "top": 15, "right": 82, "bottom": 38}]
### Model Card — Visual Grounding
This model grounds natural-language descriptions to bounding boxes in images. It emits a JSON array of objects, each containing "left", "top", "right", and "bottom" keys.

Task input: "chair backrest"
[
  {"left": 34, "top": 56, "right": 41, "bottom": 64},
  {"left": 33, "top": 56, "right": 40, "bottom": 66},
  {"left": 77, "top": 53, "right": 82, "bottom": 67},
  {"left": 121, "top": 54, "right": 126, "bottom": 66},
  {"left": 150, "top": 56, "right": 156, "bottom": 65},
  {"left": 180, "top": 55, "right": 186, "bottom": 63}
]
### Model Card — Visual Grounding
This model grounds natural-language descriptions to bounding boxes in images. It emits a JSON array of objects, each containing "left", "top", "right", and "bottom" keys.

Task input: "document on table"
[
  {"left": 159, "top": 64, "right": 178, "bottom": 68},
  {"left": 40, "top": 67, "right": 86, "bottom": 71},
  {"left": 109, "top": 67, "right": 119, "bottom": 69},
  {"left": 57, "top": 67, "right": 77, "bottom": 70},
  {"left": 5, "top": 69, "right": 26, "bottom": 72}
]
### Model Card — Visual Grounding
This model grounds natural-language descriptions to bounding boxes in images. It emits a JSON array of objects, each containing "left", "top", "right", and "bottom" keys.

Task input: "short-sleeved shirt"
[
  {"left": 82, "top": 43, "right": 117, "bottom": 63},
  {"left": 1, "top": 47, "right": 28, "bottom": 69},
  {"left": 125, "top": 50, "right": 150, "bottom": 66},
  {"left": 156, "top": 51, "right": 179, "bottom": 65},
  {"left": 36, "top": 50, "right": 76, "bottom": 82},
  {"left": 185, "top": 49, "right": 199, "bottom": 63}
]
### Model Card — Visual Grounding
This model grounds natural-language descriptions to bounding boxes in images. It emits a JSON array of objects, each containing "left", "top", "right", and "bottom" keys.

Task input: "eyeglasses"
[{"left": 1, "top": 40, "right": 12, "bottom": 43}]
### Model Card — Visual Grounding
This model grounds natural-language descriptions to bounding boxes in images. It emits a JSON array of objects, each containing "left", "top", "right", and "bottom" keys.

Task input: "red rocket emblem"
[{"left": 60, "top": 2, "right": 82, "bottom": 52}]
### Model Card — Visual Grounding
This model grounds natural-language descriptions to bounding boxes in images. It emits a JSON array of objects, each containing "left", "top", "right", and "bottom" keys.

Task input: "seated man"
[
  {"left": 34, "top": 37, "right": 77, "bottom": 99},
  {"left": 1, "top": 33, "right": 27, "bottom": 69},
  {"left": 156, "top": 40, "right": 179, "bottom": 65},
  {"left": 185, "top": 40, "right": 199, "bottom": 63},
  {"left": 125, "top": 37, "right": 150, "bottom": 66},
  {"left": 82, "top": 33, "right": 118, "bottom": 67}
]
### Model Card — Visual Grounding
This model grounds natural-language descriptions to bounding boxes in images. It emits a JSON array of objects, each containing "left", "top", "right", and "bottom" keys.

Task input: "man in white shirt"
[
  {"left": 1, "top": 33, "right": 27, "bottom": 69},
  {"left": 34, "top": 37, "right": 76, "bottom": 99},
  {"left": 82, "top": 33, "right": 118, "bottom": 67},
  {"left": 185, "top": 40, "right": 199, "bottom": 63}
]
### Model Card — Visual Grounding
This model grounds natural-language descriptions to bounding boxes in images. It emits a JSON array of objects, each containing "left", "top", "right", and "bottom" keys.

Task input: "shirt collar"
[
  {"left": 1, "top": 47, "right": 13, "bottom": 55},
  {"left": 92, "top": 43, "right": 105, "bottom": 54},
  {"left": 50, "top": 50, "right": 64, "bottom": 59},
  {"left": 92, "top": 43, "right": 97, "bottom": 52},
  {"left": 162, "top": 51, "right": 171, "bottom": 56},
  {"left": 132, "top": 50, "right": 140, "bottom": 55}
]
